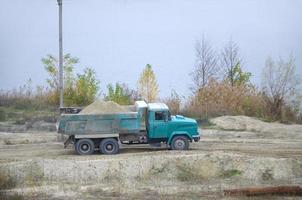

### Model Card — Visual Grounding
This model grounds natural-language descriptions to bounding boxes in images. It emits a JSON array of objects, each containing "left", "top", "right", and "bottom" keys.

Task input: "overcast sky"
[{"left": 0, "top": 0, "right": 301, "bottom": 97}]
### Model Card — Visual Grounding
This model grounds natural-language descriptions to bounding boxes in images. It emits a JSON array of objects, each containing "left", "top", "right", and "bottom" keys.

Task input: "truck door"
[{"left": 150, "top": 111, "right": 168, "bottom": 138}]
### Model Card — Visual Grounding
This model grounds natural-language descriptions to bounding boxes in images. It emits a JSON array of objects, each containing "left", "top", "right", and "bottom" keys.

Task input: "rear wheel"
[
  {"left": 100, "top": 138, "right": 119, "bottom": 155},
  {"left": 75, "top": 139, "right": 95, "bottom": 155},
  {"left": 171, "top": 136, "right": 189, "bottom": 150}
]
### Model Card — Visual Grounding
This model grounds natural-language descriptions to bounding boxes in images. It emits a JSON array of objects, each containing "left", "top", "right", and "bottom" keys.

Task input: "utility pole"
[{"left": 57, "top": 0, "right": 64, "bottom": 108}]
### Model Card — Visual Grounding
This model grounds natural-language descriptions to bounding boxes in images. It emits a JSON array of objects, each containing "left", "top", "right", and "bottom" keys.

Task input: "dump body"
[{"left": 58, "top": 112, "right": 142, "bottom": 136}]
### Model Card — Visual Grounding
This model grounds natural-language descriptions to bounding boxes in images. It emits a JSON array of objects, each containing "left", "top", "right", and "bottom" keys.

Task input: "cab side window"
[{"left": 155, "top": 111, "right": 165, "bottom": 121}]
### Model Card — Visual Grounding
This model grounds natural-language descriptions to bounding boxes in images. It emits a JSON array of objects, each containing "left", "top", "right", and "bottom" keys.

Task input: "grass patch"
[
  {"left": 0, "top": 106, "right": 57, "bottom": 123},
  {"left": 150, "top": 163, "right": 169, "bottom": 175},
  {"left": 0, "top": 109, "right": 6, "bottom": 121},
  {"left": 0, "top": 192, "right": 23, "bottom": 200},
  {"left": 3, "top": 139, "right": 13, "bottom": 145},
  {"left": 262, "top": 168, "right": 274, "bottom": 181},
  {"left": 24, "top": 163, "right": 44, "bottom": 187},
  {"left": 20, "top": 139, "right": 30, "bottom": 144},
  {"left": 14, "top": 119, "right": 26, "bottom": 125},
  {"left": 220, "top": 169, "right": 242, "bottom": 178},
  {"left": 0, "top": 169, "right": 17, "bottom": 190},
  {"left": 176, "top": 163, "right": 199, "bottom": 182}
]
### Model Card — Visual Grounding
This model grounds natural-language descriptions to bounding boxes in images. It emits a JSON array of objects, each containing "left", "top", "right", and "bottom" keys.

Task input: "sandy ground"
[{"left": 0, "top": 116, "right": 302, "bottom": 199}]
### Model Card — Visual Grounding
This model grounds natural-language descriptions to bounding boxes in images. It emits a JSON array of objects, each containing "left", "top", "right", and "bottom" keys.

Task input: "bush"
[
  {"left": 182, "top": 79, "right": 267, "bottom": 120},
  {"left": 0, "top": 109, "right": 6, "bottom": 121},
  {"left": 163, "top": 90, "right": 182, "bottom": 115},
  {"left": 182, "top": 78, "right": 301, "bottom": 123}
]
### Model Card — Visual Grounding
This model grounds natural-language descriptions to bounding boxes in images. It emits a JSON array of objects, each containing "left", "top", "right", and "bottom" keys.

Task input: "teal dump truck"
[{"left": 58, "top": 101, "right": 200, "bottom": 155}]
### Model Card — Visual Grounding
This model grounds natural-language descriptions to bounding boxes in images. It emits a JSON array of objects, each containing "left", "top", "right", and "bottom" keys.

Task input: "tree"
[
  {"left": 42, "top": 54, "right": 78, "bottom": 105},
  {"left": 119, "top": 83, "right": 139, "bottom": 103},
  {"left": 105, "top": 83, "right": 131, "bottom": 105},
  {"left": 262, "top": 55, "right": 301, "bottom": 121},
  {"left": 43, "top": 54, "right": 100, "bottom": 106},
  {"left": 232, "top": 61, "right": 252, "bottom": 86},
  {"left": 191, "top": 36, "right": 218, "bottom": 91},
  {"left": 75, "top": 68, "right": 100, "bottom": 106},
  {"left": 42, "top": 54, "right": 78, "bottom": 92},
  {"left": 137, "top": 64, "right": 159, "bottom": 102},
  {"left": 221, "top": 39, "right": 242, "bottom": 86}
]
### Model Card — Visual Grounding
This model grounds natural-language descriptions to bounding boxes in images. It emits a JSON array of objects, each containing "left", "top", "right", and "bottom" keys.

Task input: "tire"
[
  {"left": 170, "top": 136, "right": 189, "bottom": 150},
  {"left": 75, "top": 138, "right": 95, "bottom": 155},
  {"left": 100, "top": 138, "right": 119, "bottom": 155}
]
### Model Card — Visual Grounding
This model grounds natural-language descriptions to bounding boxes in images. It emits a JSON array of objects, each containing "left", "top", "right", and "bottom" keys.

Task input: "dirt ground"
[{"left": 0, "top": 116, "right": 302, "bottom": 199}]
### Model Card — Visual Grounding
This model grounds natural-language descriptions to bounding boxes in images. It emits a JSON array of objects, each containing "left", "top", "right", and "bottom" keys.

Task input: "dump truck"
[{"left": 57, "top": 101, "right": 200, "bottom": 155}]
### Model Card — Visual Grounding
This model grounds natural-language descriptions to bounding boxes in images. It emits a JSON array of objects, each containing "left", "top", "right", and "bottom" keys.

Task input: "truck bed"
[{"left": 58, "top": 112, "right": 142, "bottom": 136}]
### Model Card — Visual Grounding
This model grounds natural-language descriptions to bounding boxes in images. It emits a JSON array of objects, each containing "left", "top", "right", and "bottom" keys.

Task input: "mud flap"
[{"left": 64, "top": 135, "right": 74, "bottom": 148}]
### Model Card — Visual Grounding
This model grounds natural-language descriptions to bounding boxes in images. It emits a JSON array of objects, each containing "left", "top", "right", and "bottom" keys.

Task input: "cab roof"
[{"left": 148, "top": 103, "right": 169, "bottom": 111}]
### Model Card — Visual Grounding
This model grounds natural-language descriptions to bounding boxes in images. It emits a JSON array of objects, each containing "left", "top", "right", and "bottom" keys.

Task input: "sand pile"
[
  {"left": 80, "top": 100, "right": 134, "bottom": 115},
  {"left": 210, "top": 115, "right": 302, "bottom": 137}
]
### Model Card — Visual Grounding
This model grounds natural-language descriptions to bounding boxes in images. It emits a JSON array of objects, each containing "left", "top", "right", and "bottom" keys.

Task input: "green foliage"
[
  {"left": 43, "top": 54, "right": 100, "bottom": 106},
  {"left": 42, "top": 54, "right": 79, "bottom": 105},
  {"left": 42, "top": 54, "right": 78, "bottom": 91},
  {"left": 0, "top": 109, "right": 6, "bottom": 121},
  {"left": 137, "top": 64, "right": 159, "bottom": 102},
  {"left": 231, "top": 62, "right": 252, "bottom": 86},
  {"left": 105, "top": 83, "right": 131, "bottom": 105},
  {"left": 0, "top": 169, "right": 17, "bottom": 189},
  {"left": 176, "top": 163, "right": 197, "bottom": 182},
  {"left": 220, "top": 169, "right": 242, "bottom": 178},
  {"left": 262, "top": 168, "right": 274, "bottom": 181},
  {"left": 74, "top": 68, "right": 100, "bottom": 106}
]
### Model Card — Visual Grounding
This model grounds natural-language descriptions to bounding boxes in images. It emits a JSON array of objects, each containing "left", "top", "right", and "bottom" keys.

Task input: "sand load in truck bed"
[{"left": 80, "top": 100, "right": 135, "bottom": 115}]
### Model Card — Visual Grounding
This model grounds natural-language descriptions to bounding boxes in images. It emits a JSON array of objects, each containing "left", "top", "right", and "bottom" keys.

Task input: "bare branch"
[
  {"left": 191, "top": 36, "right": 218, "bottom": 92},
  {"left": 221, "top": 39, "right": 241, "bottom": 86}
]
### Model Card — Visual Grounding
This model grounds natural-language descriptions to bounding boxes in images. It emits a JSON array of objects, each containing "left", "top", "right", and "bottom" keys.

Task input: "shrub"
[
  {"left": 182, "top": 79, "right": 267, "bottom": 120},
  {"left": 0, "top": 109, "right": 6, "bottom": 121},
  {"left": 163, "top": 90, "right": 182, "bottom": 115}
]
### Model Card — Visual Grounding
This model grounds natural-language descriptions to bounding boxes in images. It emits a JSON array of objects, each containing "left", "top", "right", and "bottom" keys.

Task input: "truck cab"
[{"left": 146, "top": 103, "right": 200, "bottom": 150}]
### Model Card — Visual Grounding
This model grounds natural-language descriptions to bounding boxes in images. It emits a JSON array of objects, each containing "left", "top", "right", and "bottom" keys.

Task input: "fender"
[{"left": 168, "top": 131, "right": 193, "bottom": 145}]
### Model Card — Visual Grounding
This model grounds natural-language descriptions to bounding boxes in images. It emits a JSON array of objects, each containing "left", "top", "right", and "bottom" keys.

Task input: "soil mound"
[
  {"left": 210, "top": 115, "right": 302, "bottom": 137},
  {"left": 80, "top": 100, "right": 134, "bottom": 115}
]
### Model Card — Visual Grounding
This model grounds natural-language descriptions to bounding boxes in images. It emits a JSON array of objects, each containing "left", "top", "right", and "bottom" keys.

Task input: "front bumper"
[{"left": 192, "top": 135, "right": 200, "bottom": 142}]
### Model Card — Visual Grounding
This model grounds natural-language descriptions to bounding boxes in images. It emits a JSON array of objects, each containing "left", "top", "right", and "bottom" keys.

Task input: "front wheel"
[
  {"left": 75, "top": 139, "right": 95, "bottom": 155},
  {"left": 170, "top": 136, "right": 189, "bottom": 150},
  {"left": 100, "top": 138, "right": 119, "bottom": 155}
]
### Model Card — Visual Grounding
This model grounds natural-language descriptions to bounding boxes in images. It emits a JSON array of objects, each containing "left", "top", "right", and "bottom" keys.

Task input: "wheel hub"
[
  {"left": 175, "top": 139, "right": 185, "bottom": 149},
  {"left": 105, "top": 143, "right": 114, "bottom": 152},
  {"left": 80, "top": 144, "right": 90, "bottom": 152},
  {"left": 106, "top": 144, "right": 113, "bottom": 150}
]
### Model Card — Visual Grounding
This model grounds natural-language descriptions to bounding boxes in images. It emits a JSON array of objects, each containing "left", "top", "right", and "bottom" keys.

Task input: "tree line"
[
  {"left": 0, "top": 37, "right": 301, "bottom": 123},
  {"left": 174, "top": 37, "right": 301, "bottom": 123}
]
